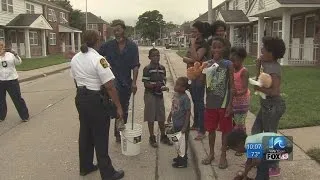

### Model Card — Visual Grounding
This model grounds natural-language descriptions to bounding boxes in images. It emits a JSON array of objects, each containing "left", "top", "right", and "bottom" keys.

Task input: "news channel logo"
[
  {"left": 268, "top": 136, "right": 287, "bottom": 149},
  {"left": 263, "top": 136, "right": 293, "bottom": 161}
]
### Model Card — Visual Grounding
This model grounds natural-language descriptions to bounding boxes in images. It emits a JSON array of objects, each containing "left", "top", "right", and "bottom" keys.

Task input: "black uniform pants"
[
  {"left": 75, "top": 89, "right": 115, "bottom": 179},
  {"left": 0, "top": 79, "right": 29, "bottom": 120},
  {"left": 114, "top": 85, "right": 131, "bottom": 138}
]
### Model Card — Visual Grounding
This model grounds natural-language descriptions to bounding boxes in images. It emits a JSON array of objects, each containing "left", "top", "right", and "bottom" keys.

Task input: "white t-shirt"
[
  {"left": 0, "top": 52, "right": 22, "bottom": 81},
  {"left": 70, "top": 47, "right": 115, "bottom": 91}
]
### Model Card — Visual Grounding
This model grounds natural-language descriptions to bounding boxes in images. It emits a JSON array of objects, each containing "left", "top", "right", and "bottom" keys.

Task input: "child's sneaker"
[
  {"left": 172, "top": 156, "right": 187, "bottom": 168},
  {"left": 149, "top": 135, "right": 158, "bottom": 148},
  {"left": 269, "top": 167, "right": 280, "bottom": 177},
  {"left": 173, "top": 155, "right": 188, "bottom": 162},
  {"left": 161, "top": 135, "right": 173, "bottom": 146}
]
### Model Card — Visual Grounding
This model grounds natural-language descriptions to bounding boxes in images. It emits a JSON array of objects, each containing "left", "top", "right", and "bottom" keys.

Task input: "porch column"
[
  {"left": 71, "top": 32, "right": 75, "bottom": 52},
  {"left": 41, "top": 30, "right": 46, "bottom": 56},
  {"left": 229, "top": 25, "right": 235, "bottom": 47},
  {"left": 281, "top": 10, "right": 291, "bottom": 65},
  {"left": 24, "top": 29, "right": 31, "bottom": 58},
  {"left": 77, "top": 32, "right": 81, "bottom": 51},
  {"left": 246, "top": 26, "right": 250, "bottom": 54},
  {"left": 257, "top": 16, "right": 265, "bottom": 57},
  {"left": 62, "top": 42, "right": 66, "bottom": 53}
]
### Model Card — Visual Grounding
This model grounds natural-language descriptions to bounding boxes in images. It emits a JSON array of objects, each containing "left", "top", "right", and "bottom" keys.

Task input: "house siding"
[
  {"left": 43, "top": 5, "right": 70, "bottom": 54},
  {"left": 25, "top": 1, "right": 42, "bottom": 14},
  {"left": 249, "top": 0, "right": 280, "bottom": 17},
  {"left": 0, "top": 0, "right": 44, "bottom": 26}
]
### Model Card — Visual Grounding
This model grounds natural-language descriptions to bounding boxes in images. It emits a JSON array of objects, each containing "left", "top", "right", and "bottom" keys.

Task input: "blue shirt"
[
  {"left": 171, "top": 93, "right": 191, "bottom": 131},
  {"left": 98, "top": 39, "right": 140, "bottom": 88}
]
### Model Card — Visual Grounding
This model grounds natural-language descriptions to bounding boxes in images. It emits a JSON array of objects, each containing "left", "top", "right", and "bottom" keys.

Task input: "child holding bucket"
[
  {"left": 142, "top": 48, "right": 173, "bottom": 148},
  {"left": 167, "top": 77, "right": 191, "bottom": 168}
]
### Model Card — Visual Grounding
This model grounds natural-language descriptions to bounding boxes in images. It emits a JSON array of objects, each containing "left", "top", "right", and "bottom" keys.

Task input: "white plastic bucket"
[{"left": 120, "top": 123, "right": 142, "bottom": 156}]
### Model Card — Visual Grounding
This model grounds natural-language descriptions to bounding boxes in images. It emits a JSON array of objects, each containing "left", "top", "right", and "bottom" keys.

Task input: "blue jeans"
[
  {"left": 114, "top": 80, "right": 132, "bottom": 137},
  {"left": 190, "top": 79, "right": 205, "bottom": 134}
]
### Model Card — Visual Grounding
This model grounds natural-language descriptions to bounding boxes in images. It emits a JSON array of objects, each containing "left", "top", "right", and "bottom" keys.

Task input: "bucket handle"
[{"left": 131, "top": 94, "right": 135, "bottom": 130}]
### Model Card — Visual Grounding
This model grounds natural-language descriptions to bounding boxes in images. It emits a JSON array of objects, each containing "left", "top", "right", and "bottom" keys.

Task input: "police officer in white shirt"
[
  {"left": 70, "top": 30, "right": 124, "bottom": 180},
  {"left": 0, "top": 41, "right": 29, "bottom": 122}
]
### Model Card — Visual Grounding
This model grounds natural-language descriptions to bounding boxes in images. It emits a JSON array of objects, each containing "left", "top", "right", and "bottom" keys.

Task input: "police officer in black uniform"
[{"left": 70, "top": 30, "right": 124, "bottom": 180}]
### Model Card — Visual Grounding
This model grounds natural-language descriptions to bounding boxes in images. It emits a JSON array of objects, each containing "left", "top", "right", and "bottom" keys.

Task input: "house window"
[
  {"left": 233, "top": 0, "right": 239, "bottom": 10},
  {"left": 60, "top": 12, "right": 68, "bottom": 24},
  {"left": 253, "top": 25, "right": 258, "bottom": 43},
  {"left": 272, "top": 21, "right": 282, "bottom": 38},
  {"left": 49, "top": 33, "right": 56, "bottom": 45},
  {"left": 29, "top": 31, "right": 38, "bottom": 45},
  {"left": 2, "top": 0, "right": 13, "bottom": 13},
  {"left": 87, "top": 24, "right": 98, "bottom": 31},
  {"left": 26, "top": 3, "right": 34, "bottom": 14},
  {"left": 305, "top": 16, "right": 315, "bottom": 38},
  {"left": 245, "top": 0, "right": 249, "bottom": 10},
  {"left": 0, "top": 29, "right": 5, "bottom": 42},
  {"left": 48, "top": 8, "right": 57, "bottom": 22},
  {"left": 233, "top": 28, "right": 238, "bottom": 42}
]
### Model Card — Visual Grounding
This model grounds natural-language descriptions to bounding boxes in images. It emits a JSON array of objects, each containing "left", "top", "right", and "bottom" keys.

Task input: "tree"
[
  {"left": 136, "top": 10, "right": 165, "bottom": 41},
  {"left": 53, "top": 0, "right": 73, "bottom": 11},
  {"left": 125, "top": 26, "right": 134, "bottom": 38},
  {"left": 69, "top": 9, "right": 84, "bottom": 30}
]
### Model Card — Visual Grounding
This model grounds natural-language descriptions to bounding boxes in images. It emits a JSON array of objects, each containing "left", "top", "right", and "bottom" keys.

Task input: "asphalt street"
[{"left": 0, "top": 47, "right": 197, "bottom": 180}]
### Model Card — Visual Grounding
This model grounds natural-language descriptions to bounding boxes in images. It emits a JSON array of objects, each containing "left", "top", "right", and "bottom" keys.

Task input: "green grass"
[
  {"left": 246, "top": 65, "right": 320, "bottom": 129},
  {"left": 176, "top": 50, "right": 187, "bottom": 58},
  {"left": 17, "top": 55, "right": 68, "bottom": 71},
  {"left": 307, "top": 148, "right": 320, "bottom": 164}
]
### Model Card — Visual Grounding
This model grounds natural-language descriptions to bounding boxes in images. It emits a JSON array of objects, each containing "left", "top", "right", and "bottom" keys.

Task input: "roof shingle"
[
  {"left": 7, "top": 14, "right": 41, "bottom": 26},
  {"left": 80, "top": 12, "right": 108, "bottom": 24},
  {"left": 219, "top": 10, "right": 249, "bottom": 23}
]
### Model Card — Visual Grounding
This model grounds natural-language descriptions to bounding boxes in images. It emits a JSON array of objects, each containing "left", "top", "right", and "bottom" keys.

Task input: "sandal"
[
  {"left": 201, "top": 156, "right": 214, "bottom": 165},
  {"left": 235, "top": 152, "right": 243, "bottom": 156}
]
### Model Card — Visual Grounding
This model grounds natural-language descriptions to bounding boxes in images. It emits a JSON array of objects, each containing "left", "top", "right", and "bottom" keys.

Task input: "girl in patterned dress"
[{"left": 230, "top": 47, "right": 250, "bottom": 156}]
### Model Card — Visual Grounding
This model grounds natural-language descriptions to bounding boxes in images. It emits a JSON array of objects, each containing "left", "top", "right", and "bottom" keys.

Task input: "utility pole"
[
  {"left": 208, "top": 0, "right": 213, "bottom": 24},
  {"left": 159, "top": 26, "right": 162, "bottom": 46},
  {"left": 85, "top": 0, "right": 88, "bottom": 30}
]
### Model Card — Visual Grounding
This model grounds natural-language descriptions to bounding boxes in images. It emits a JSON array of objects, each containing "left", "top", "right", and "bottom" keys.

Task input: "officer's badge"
[
  {"left": 1, "top": 61, "right": 7, "bottom": 68},
  {"left": 100, "top": 58, "right": 109, "bottom": 68}
]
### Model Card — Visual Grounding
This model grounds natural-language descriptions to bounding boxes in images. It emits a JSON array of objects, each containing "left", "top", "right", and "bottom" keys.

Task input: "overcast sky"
[{"left": 69, "top": 0, "right": 224, "bottom": 26}]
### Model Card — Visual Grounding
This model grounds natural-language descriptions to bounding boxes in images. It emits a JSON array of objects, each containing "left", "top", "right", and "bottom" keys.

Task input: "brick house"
[
  {"left": 38, "top": 0, "right": 82, "bottom": 54},
  {"left": 80, "top": 12, "right": 108, "bottom": 47},
  {"left": 193, "top": 0, "right": 320, "bottom": 65}
]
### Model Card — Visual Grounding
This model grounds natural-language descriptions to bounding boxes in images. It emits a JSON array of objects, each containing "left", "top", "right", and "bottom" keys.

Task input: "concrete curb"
[
  {"left": 163, "top": 49, "right": 202, "bottom": 180},
  {"left": 19, "top": 66, "right": 71, "bottom": 83}
]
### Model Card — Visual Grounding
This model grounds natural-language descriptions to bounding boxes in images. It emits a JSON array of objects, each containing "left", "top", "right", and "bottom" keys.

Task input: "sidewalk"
[
  {"left": 163, "top": 49, "right": 320, "bottom": 180},
  {"left": 18, "top": 63, "right": 70, "bottom": 83}
]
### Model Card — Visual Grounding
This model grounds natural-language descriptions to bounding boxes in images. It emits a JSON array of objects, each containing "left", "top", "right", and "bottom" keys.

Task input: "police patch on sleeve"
[{"left": 100, "top": 58, "right": 109, "bottom": 68}]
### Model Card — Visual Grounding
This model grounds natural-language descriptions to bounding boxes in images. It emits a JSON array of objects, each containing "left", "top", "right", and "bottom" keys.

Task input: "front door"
[{"left": 304, "top": 15, "right": 316, "bottom": 61}]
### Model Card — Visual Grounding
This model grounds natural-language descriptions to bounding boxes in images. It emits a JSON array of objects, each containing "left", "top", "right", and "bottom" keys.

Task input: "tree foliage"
[
  {"left": 53, "top": 0, "right": 73, "bottom": 11},
  {"left": 69, "top": 9, "right": 84, "bottom": 30},
  {"left": 136, "top": 10, "right": 165, "bottom": 41}
]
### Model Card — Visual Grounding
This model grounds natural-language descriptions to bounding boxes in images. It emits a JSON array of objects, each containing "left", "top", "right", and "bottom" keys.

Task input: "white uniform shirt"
[
  {"left": 0, "top": 52, "right": 22, "bottom": 81},
  {"left": 70, "top": 47, "right": 115, "bottom": 91}
]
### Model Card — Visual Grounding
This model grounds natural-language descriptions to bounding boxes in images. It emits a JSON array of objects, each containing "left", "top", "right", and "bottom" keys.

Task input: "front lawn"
[
  {"left": 307, "top": 148, "right": 320, "bottom": 164},
  {"left": 17, "top": 55, "right": 68, "bottom": 71},
  {"left": 246, "top": 65, "right": 320, "bottom": 129}
]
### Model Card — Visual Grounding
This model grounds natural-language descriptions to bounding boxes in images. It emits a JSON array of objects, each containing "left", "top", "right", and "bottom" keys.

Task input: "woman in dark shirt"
[
  {"left": 209, "top": 20, "right": 231, "bottom": 60},
  {"left": 183, "top": 21, "right": 210, "bottom": 140}
]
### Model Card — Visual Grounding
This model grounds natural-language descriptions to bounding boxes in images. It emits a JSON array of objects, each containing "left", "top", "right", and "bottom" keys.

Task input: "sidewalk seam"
[{"left": 163, "top": 49, "right": 202, "bottom": 180}]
